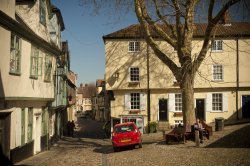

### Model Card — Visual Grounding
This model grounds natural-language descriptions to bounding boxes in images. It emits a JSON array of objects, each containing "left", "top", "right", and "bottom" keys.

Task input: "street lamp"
[{"left": 113, "top": 72, "right": 119, "bottom": 80}]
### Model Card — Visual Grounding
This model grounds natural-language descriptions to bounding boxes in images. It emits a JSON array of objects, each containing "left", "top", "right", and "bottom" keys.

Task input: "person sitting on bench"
[{"left": 194, "top": 119, "right": 205, "bottom": 143}]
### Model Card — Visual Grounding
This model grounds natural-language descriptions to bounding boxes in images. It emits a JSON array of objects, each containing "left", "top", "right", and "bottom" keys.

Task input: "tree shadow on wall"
[
  {"left": 105, "top": 40, "right": 174, "bottom": 89},
  {"left": 205, "top": 125, "right": 250, "bottom": 148}
]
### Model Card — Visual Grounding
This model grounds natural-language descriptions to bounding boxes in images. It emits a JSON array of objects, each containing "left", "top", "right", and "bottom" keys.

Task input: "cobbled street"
[{"left": 16, "top": 117, "right": 250, "bottom": 166}]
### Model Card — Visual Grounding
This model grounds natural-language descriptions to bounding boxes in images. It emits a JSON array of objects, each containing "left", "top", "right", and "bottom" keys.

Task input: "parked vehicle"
[{"left": 112, "top": 122, "right": 142, "bottom": 152}]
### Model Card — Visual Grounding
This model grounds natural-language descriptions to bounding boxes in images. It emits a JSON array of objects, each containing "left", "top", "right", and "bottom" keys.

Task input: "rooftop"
[{"left": 103, "top": 22, "right": 250, "bottom": 40}]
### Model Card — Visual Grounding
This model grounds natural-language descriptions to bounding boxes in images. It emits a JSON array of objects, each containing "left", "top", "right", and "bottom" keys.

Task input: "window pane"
[
  {"left": 175, "top": 94, "right": 182, "bottom": 111},
  {"left": 212, "top": 93, "right": 223, "bottom": 111},
  {"left": 213, "top": 65, "right": 223, "bottom": 80},
  {"left": 134, "top": 41, "right": 140, "bottom": 51},
  {"left": 129, "top": 41, "right": 140, "bottom": 52},
  {"left": 129, "top": 42, "right": 134, "bottom": 52},
  {"left": 40, "top": 0, "right": 46, "bottom": 25},
  {"left": 212, "top": 40, "right": 223, "bottom": 51},
  {"left": 10, "top": 34, "right": 21, "bottom": 73},
  {"left": 44, "top": 55, "right": 52, "bottom": 81},
  {"left": 130, "top": 67, "right": 139, "bottom": 82},
  {"left": 130, "top": 93, "right": 140, "bottom": 109},
  {"left": 30, "top": 47, "right": 39, "bottom": 77}
]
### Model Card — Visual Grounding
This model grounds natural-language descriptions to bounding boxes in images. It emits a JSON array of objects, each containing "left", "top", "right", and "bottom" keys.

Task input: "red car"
[{"left": 112, "top": 122, "right": 142, "bottom": 152}]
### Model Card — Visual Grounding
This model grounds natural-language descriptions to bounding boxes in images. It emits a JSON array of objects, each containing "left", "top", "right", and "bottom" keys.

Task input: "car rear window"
[{"left": 114, "top": 124, "right": 135, "bottom": 134}]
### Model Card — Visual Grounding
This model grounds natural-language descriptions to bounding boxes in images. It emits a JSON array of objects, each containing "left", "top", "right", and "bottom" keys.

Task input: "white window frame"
[
  {"left": 128, "top": 41, "right": 140, "bottom": 52},
  {"left": 211, "top": 40, "right": 223, "bottom": 51},
  {"left": 212, "top": 64, "right": 223, "bottom": 81},
  {"left": 129, "top": 67, "right": 140, "bottom": 82},
  {"left": 10, "top": 33, "right": 21, "bottom": 74},
  {"left": 174, "top": 120, "right": 183, "bottom": 126},
  {"left": 131, "top": 93, "right": 140, "bottom": 110},
  {"left": 212, "top": 93, "right": 223, "bottom": 112},
  {"left": 175, "top": 94, "right": 182, "bottom": 112},
  {"left": 125, "top": 93, "right": 146, "bottom": 111}
]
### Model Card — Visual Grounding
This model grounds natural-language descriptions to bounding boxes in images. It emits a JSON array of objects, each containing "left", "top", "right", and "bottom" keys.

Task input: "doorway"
[
  {"left": 196, "top": 99, "right": 205, "bottom": 121},
  {"left": 0, "top": 113, "right": 11, "bottom": 158},
  {"left": 159, "top": 99, "right": 168, "bottom": 121},
  {"left": 242, "top": 95, "right": 250, "bottom": 118},
  {"left": 121, "top": 116, "right": 144, "bottom": 133}
]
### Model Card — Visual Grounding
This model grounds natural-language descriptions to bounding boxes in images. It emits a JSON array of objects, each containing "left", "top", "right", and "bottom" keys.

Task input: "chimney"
[{"left": 220, "top": 10, "right": 231, "bottom": 25}]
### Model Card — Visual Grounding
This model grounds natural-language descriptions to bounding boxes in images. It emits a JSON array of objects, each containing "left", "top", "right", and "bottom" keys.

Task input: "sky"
[{"left": 51, "top": 0, "right": 138, "bottom": 86}]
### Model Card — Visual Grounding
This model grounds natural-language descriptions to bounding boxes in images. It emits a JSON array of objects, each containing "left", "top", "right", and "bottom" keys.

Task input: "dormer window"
[{"left": 129, "top": 41, "right": 140, "bottom": 52}]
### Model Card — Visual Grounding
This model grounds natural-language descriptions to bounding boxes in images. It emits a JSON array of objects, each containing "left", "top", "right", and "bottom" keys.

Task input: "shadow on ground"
[
  {"left": 58, "top": 137, "right": 104, "bottom": 149},
  {"left": 205, "top": 125, "right": 250, "bottom": 148}
]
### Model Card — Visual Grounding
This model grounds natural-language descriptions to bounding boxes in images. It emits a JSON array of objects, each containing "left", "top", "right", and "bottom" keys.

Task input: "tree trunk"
[{"left": 180, "top": 72, "right": 196, "bottom": 128}]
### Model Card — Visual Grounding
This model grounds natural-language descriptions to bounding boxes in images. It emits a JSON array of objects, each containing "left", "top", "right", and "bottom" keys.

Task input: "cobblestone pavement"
[{"left": 16, "top": 119, "right": 250, "bottom": 166}]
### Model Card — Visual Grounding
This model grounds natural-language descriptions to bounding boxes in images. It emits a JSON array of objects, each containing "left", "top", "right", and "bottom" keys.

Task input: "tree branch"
[
  {"left": 153, "top": 0, "right": 177, "bottom": 40},
  {"left": 139, "top": 0, "right": 177, "bottom": 47},
  {"left": 135, "top": 0, "right": 180, "bottom": 77},
  {"left": 194, "top": 0, "right": 240, "bottom": 72}
]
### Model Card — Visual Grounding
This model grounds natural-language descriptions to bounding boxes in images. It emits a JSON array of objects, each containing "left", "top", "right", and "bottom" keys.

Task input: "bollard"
[{"left": 195, "top": 130, "right": 200, "bottom": 147}]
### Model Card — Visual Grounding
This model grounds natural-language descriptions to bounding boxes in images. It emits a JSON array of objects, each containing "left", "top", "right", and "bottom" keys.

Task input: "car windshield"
[{"left": 114, "top": 124, "right": 135, "bottom": 134}]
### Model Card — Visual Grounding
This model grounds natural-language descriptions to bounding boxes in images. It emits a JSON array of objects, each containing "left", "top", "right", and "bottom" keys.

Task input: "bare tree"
[{"left": 80, "top": 0, "right": 248, "bottom": 126}]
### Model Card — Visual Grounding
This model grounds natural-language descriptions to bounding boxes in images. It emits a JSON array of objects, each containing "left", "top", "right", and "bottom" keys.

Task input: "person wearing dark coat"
[
  {"left": 67, "top": 121, "right": 71, "bottom": 136},
  {"left": 70, "top": 120, "right": 75, "bottom": 137}
]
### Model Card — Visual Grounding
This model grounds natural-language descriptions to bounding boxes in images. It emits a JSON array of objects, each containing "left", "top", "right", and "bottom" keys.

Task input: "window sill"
[
  {"left": 129, "top": 110, "right": 142, "bottom": 114},
  {"left": 128, "top": 51, "right": 141, "bottom": 53},
  {"left": 128, "top": 81, "right": 140, "bottom": 85},
  {"left": 44, "top": 80, "right": 52, "bottom": 83},
  {"left": 211, "top": 111, "right": 223, "bottom": 113},
  {"left": 174, "top": 112, "right": 183, "bottom": 117},
  {"left": 29, "top": 76, "right": 38, "bottom": 79},
  {"left": 211, "top": 50, "right": 223, "bottom": 53},
  {"left": 9, "top": 71, "right": 21, "bottom": 76},
  {"left": 211, "top": 79, "right": 224, "bottom": 82}
]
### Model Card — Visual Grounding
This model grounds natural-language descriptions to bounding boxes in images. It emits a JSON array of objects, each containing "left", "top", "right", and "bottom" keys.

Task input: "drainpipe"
[
  {"left": 147, "top": 44, "right": 151, "bottom": 133},
  {"left": 236, "top": 38, "right": 239, "bottom": 120}
]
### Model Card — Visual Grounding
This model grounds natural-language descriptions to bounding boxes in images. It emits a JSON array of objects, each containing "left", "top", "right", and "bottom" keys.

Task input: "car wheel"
[
  {"left": 139, "top": 142, "right": 142, "bottom": 148},
  {"left": 113, "top": 147, "right": 118, "bottom": 152}
]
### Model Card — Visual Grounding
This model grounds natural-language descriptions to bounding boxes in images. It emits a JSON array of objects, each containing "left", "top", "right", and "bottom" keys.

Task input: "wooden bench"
[
  {"left": 165, "top": 122, "right": 212, "bottom": 144},
  {"left": 165, "top": 126, "right": 185, "bottom": 144},
  {"left": 201, "top": 121, "right": 213, "bottom": 139}
]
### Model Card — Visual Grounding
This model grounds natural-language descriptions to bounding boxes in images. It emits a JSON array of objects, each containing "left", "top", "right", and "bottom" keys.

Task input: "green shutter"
[
  {"left": 28, "top": 108, "right": 33, "bottom": 142},
  {"left": 41, "top": 108, "right": 48, "bottom": 136}
]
